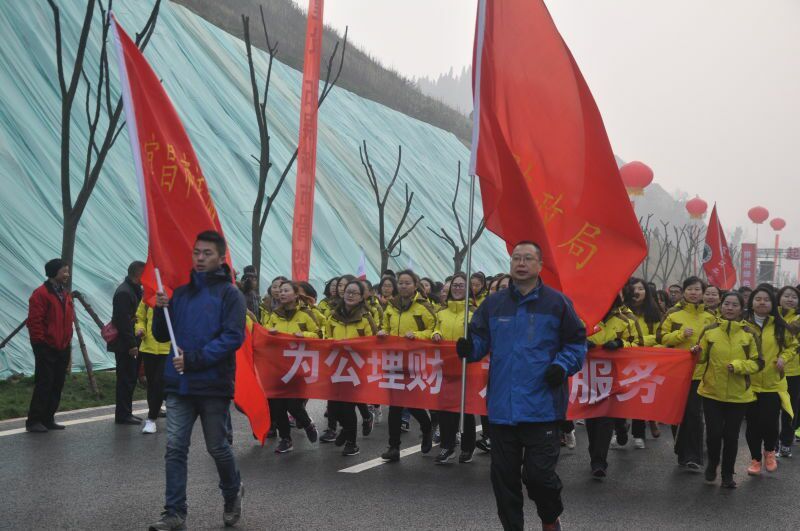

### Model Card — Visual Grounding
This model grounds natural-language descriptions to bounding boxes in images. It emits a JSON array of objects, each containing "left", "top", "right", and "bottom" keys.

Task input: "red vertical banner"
[
  {"left": 291, "top": 0, "right": 325, "bottom": 282},
  {"left": 740, "top": 243, "right": 757, "bottom": 288},
  {"left": 702, "top": 204, "right": 737, "bottom": 289}
]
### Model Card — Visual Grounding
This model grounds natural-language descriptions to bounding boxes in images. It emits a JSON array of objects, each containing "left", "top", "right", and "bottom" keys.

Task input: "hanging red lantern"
[
  {"left": 770, "top": 218, "right": 786, "bottom": 231},
  {"left": 620, "top": 161, "right": 653, "bottom": 196},
  {"left": 685, "top": 195, "right": 708, "bottom": 219},
  {"left": 748, "top": 206, "right": 769, "bottom": 224}
]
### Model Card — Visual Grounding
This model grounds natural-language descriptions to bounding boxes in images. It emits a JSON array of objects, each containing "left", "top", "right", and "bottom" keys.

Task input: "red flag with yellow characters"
[{"left": 469, "top": 0, "right": 647, "bottom": 327}]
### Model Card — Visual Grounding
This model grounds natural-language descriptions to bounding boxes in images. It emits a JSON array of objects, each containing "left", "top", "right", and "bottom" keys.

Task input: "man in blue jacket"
[
  {"left": 148, "top": 231, "right": 246, "bottom": 531},
  {"left": 457, "top": 241, "right": 586, "bottom": 531}
]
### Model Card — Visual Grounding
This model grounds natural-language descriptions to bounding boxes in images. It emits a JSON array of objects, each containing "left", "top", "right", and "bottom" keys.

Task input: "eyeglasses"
[
  {"left": 344, "top": 290, "right": 362, "bottom": 297},
  {"left": 451, "top": 283, "right": 467, "bottom": 289}
]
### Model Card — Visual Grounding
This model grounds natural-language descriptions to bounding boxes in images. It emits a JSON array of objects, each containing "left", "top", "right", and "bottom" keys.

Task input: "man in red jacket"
[{"left": 26, "top": 259, "right": 74, "bottom": 433}]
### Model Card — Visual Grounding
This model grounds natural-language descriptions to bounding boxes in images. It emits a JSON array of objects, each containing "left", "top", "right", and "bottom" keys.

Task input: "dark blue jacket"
[
  {"left": 153, "top": 265, "right": 246, "bottom": 397},
  {"left": 467, "top": 279, "right": 586, "bottom": 425}
]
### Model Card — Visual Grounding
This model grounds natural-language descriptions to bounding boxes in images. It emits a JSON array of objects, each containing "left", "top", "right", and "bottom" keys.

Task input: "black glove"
[
  {"left": 603, "top": 339, "right": 624, "bottom": 350},
  {"left": 544, "top": 364, "right": 566, "bottom": 388},
  {"left": 456, "top": 337, "right": 473, "bottom": 359}
]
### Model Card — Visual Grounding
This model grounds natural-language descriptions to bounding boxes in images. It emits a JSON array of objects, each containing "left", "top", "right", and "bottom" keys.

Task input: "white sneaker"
[
  {"left": 634, "top": 437, "right": 645, "bottom": 449},
  {"left": 142, "top": 419, "right": 157, "bottom": 434},
  {"left": 610, "top": 435, "right": 622, "bottom": 449},
  {"left": 565, "top": 430, "right": 576, "bottom": 450}
]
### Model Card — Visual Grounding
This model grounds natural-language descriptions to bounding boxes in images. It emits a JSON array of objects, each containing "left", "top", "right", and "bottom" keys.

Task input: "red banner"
[
  {"left": 111, "top": 15, "right": 269, "bottom": 442},
  {"left": 469, "top": 0, "right": 647, "bottom": 328},
  {"left": 740, "top": 243, "right": 757, "bottom": 288},
  {"left": 291, "top": 0, "right": 325, "bottom": 281},
  {"left": 250, "top": 329, "right": 694, "bottom": 425},
  {"left": 703, "top": 204, "right": 737, "bottom": 290}
]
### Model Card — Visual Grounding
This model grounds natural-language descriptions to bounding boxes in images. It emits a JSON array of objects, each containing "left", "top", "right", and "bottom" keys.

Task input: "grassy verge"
[{"left": 0, "top": 371, "right": 146, "bottom": 421}]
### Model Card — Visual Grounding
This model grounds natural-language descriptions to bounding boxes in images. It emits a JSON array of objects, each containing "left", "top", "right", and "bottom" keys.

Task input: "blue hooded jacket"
[
  {"left": 153, "top": 265, "right": 246, "bottom": 397},
  {"left": 467, "top": 279, "right": 586, "bottom": 425}
]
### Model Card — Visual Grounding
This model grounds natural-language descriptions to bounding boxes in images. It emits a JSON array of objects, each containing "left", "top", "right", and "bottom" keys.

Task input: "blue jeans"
[{"left": 165, "top": 394, "right": 240, "bottom": 516}]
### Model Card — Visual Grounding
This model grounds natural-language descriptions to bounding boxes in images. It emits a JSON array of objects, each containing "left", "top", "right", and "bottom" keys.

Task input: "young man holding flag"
[{"left": 149, "top": 231, "right": 246, "bottom": 531}]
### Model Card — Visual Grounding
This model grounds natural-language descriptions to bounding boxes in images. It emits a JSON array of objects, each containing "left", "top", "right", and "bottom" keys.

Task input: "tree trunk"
[
  {"left": 453, "top": 249, "right": 465, "bottom": 274},
  {"left": 251, "top": 215, "right": 262, "bottom": 285},
  {"left": 60, "top": 213, "right": 77, "bottom": 289},
  {"left": 380, "top": 250, "right": 389, "bottom": 276},
  {"left": 72, "top": 311, "right": 99, "bottom": 398}
]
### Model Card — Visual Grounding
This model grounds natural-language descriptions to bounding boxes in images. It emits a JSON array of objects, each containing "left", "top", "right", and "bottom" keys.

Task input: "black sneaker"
[
  {"left": 223, "top": 484, "right": 244, "bottom": 527},
  {"left": 476, "top": 437, "right": 491, "bottom": 453},
  {"left": 704, "top": 464, "right": 717, "bottom": 484},
  {"left": 266, "top": 426, "right": 277, "bottom": 439},
  {"left": 434, "top": 447, "right": 455, "bottom": 464},
  {"left": 319, "top": 428, "right": 337, "bottom": 443},
  {"left": 381, "top": 446, "right": 400, "bottom": 462},
  {"left": 459, "top": 449, "right": 475, "bottom": 463},
  {"left": 304, "top": 423, "right": 318, "bottom": 443},
  {"left": 686, "top": 461, "right": 702, "bottom": 472},
  {"left": 275, "top": 439, "right": 293, "bottom": 454},
  {"left": 421, "top": 430, "right": 433, "bottom": 454},
  {"left": 721, "top": 475, "right": 737, "bottom": 489},
  {"left": 400, "top": 420, "right": 410, "bottom": 432},
  {"left": 148, "top": 511, "right": 186, "bottom": 530},
  {"left": 44, "top": 421, "right": 65, "bottom": 430},
  {"left": 287, "top": 414, "right": 296, "bottom": 428},
  {"left": 25, "top": 422, "right": 48, "bottom": 433},
  {"left": 342, "top": 442, "right": 360, "bottom": 456},
  {"left": 362, "top": 413, "right": 374, "bottom": 437},
  {"left": 591, "top": 467, "right": 606, "bottom": 480},
  {"left": 335, "top": 430, "right": 347, "bottom": 447}
]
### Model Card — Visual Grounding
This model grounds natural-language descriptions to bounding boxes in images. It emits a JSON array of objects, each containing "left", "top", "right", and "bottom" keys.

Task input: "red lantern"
[
  {"left": 748, "top": 206, "right": 769, "bottom": 224},
  {"left": 770, "top": 218, "right": 786, "bottom": 231},
  {"left": 685, "top": 195, "right": 708, "bottom": 219},
  {"left": 620, "top": 161, "right": 653, "bottom": 196}
]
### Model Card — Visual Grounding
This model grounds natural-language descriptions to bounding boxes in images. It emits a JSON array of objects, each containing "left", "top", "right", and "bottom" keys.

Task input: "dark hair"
[
  {"left": 655, "top": 289, "right": 670, "bottom": 309},
  {"left": 396, "top": 269, "right": 419, "bottom": 285},
  {"left": 447, "top": 272, "right": 468, "bottom": 301},
  {"left": 278, "top": 280, "right": 299, "bottom": 295},
  {"left": 624, "top": 277, "right": 662, "bottom": 325},
  {"left": 344, "top": 279, "right": 366, "bottom": 298},
  {"left": 704, "top": 285, "right": 722, "bottom": 297},
  {"left": 127, "top": 261, "right": 146, "bottom": 277},
  {"left": 271, "top": 275, "right": 289, "bottom": 285},
  {"left": 196, "top": 230, "right": 226, "bottom": 257},
  {"left": 338, "top": 274, "right": 357, "bottom": 286},
  {"left": 512, "top": 240, "right": 542, "bottom": 259},
  {"left": 602, "top": 294, "right": 625, "bottom": 321},
  {"left": 379, "top": 276, "right": 398, "bottom": 296},
  {"left": 297, "top": 281, "right": 317, "bottom": 300},
  {"left": 324, "top": 277, "right": 340, "bottom": 298},
  {"left": 738, "top": 285, "right": 753, "bottom": 294},
  {"left": 420, "top": 277, "right": 435, "bottom": 295},
  {"left": 668, "top": 284, "right": 682, "bottom": 291},
  {"left": 382, "top": 269, "right": 396, "bottom": 278},
  {"left": 721, "top": 291, "right": 745, "bottom": 316},
  {"left": 747, "top": 287, "right": 788, "bottom": 349},
  {"left": 682, "top": 276, "right": 706, "bottom": 292}
]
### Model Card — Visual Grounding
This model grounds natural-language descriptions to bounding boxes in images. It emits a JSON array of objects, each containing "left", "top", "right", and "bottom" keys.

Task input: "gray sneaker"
[
  {"left": 148, "top": 512, "right": 186, "bottom": 531},
  {"left": 223, "top": 484, "right": 244, "bottom": 527}
]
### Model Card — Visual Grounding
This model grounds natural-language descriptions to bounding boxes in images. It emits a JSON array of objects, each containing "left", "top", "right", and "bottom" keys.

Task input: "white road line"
[
  {"left": 0, "top": 400, "right": 148, "bottom": 426},
  {"left": 0, "top": 408, "right": 149, "bottom": 438},
  {"left": 339, "top": 426, "right": 483, "bottom": 474}
]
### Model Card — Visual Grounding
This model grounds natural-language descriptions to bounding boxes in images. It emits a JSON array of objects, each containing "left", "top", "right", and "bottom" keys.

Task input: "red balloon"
[
  {"left": 620, "top": 161, "right": 653, "bottom": 195},
  {"left": 770, "top": 218, "right": 786, "bottom": 231},
  {"left": 748, "top": 206, "right": 769, "bottom": 224},
  {"left": 685, "top": 195, "right": 708, "bottom": 219}
]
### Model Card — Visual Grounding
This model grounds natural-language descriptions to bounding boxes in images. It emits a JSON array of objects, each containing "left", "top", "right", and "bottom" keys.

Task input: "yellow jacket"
[
  {"left": 318, "top": 298, "right": 336, "bottom": 319},
  {"left": 696, "top": 319, "right": 761, "bottom": 403},
  {"left": 780, "top": 309, "right": 800, "bottom": 377},
  {"left": 262, "top": 305, "right": 322, "bottom": 338},
  {"left": 588, "top": 307, "right": 637, "bottom": 347},
  {"left": 135, "top": 301, "right": 170, "bottom": 355},
  {"left": 325, "top": 304, "right": 379, "bottom": 339},
  {"left": 365, "top": 296, "right": 384, "bottom": 329},
  {"left": 658, "top": 302, "right": 717, "bottom": 380},
  {"left": 382, "top": 294, "right": 437, "bottom": 339},
  {"left": 434, "top": 300, "right": 474, "bottom": 341},
  {"left": 630, "top": 312, "right": 659, "bottom": 347},
  {"left": 746, "top": 315, "right": 797, "bottom": 394}
]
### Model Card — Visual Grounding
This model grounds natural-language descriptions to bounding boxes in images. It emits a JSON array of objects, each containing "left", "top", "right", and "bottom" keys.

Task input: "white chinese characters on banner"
[
  {"left": 325, "top": 346, "right": 365, "bottom": 386},
  {"left": 281, "top": 342, "right": 320, "bottom": 384},
  {"left": 363, "top": 349, "right": 444, "bottom": 394},
  {"left": 569, "top": 359, "right": 665, "bottom": 405}
]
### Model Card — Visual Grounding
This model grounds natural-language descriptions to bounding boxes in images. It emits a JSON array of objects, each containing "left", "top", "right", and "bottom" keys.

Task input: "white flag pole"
[{"left": 155, "top": 268, "right": 183, "bottom": 375}]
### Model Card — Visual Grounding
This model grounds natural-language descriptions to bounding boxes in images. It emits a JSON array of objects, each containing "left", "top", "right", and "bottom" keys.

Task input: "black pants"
[
  {"left": 480, "top": 415, "right": 491, "bottom": 439},
  {"left": 269, "top": 398, "right": 312, "bottom": 440},
  {"left": 746, "top": 392, "right": 781, "bottom": 459},
  {"left": 388, "top": 405, "right": 430, "bottom": 448},
  {"left": 141, "top": 353, "right": 166, "bottom": 420},
  {"left": 674, "top": 380, "right": 704, "bottom": 465},
  {"left": 114, "top": 349, "right": 142, "bottom": 421},
  {"left": 631, "top": 419, "right": 647, "bottom": 439},
  {"left": 357, "top": 403, "right": 371, "bottom": 421},
  {"left": 331, "top": 401, "right": 357, "bottom": 444},
  {"left": 780, "top": 375, "right": 800, "bottom": 446},
  {"left": 27, "top": 345, "right": 70, "bottom": 427},
  {"left": 585, "top": 417, "right": 614, "bottom": 471},
  {"left": 439, "top": 411, "right": 477, "bottom": 452},
  {"left": 490, "top": 422, "right": 563, "bottom": 530},
  {"left": 703, "top": 397, "right": 746, "bottom": 476}
]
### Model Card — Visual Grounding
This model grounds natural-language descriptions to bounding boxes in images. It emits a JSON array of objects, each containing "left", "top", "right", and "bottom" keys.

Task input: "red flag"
[
  {"left": 291, "top": 0, "right": 325, "bottom": 282},
  {"left": 703, "top": 204, "right": 737, "bottom": 290},
  {"left": 111, "top": 15, "right": 269, "bottom": 443},
  {"left": 469, "top": 0, "right": 647, "bottom": 327}
]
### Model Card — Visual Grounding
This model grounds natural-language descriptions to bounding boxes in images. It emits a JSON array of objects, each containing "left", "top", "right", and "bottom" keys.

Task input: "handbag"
[{"left": 101, "top": 321, "right": 119, "bottom": 343}]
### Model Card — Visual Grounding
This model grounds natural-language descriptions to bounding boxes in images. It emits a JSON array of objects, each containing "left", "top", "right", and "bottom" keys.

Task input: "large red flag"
[
  {"left": 111, "top": 15, "right": 269, "bottom": 442},
  {"left": 703, "top": 204, "right": 737, "bottom": 290},
  {"left": 291, "top": 0, "right": 325, "bottom": 281},
  {"left": 469, "top": 0, "right": 647, "bottom": 327}
]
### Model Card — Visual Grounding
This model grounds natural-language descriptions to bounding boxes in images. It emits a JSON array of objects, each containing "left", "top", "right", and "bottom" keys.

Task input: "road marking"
[
  {"left": 0, "top": 408, "right": 149, "bottom": 437},
  {"left": 339, "top": 426, "right": 483, "bottom": 474},
  {"left": 0, "top": 400, "right": 148, "bottom": 426}
]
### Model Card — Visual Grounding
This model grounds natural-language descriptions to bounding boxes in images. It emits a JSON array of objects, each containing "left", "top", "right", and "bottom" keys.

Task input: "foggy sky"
[{"left": 321, "top": 0, "right": 800, "bottom": 246}]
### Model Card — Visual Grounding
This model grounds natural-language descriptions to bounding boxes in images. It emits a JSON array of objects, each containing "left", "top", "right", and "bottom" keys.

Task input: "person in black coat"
[{"left": 108, "top": 261, "right": 145, "bottom": 424}]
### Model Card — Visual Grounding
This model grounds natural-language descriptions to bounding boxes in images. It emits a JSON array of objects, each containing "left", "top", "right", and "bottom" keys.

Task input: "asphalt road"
[{"left": 1, "top": 399, "right": 798, "bottom": 530}]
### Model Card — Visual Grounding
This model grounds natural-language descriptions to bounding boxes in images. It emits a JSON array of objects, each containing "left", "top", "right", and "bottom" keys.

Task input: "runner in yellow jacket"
[
  {"left": 777, "top": 286, "right": 800, "bottom": 455},
  {"left": 135, "top": 301, "right": 170, "bottom": 434}
]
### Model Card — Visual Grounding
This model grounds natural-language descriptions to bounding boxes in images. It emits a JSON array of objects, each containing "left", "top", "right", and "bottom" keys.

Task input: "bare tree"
[
  {"left": 359, "top": 141, "right": 424, "bottom": 273},
  {"left": 48, "top": 0, "right": 161, "bottom": 280},
  {"left": 242, "top": 6, "right": 347, "bottom": 281},
  {"left": 426, "top": 161, "right": 486, "bottom": 273},
  {"left": 636, "top": 214, "right": 655, "bottom": 282}
]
